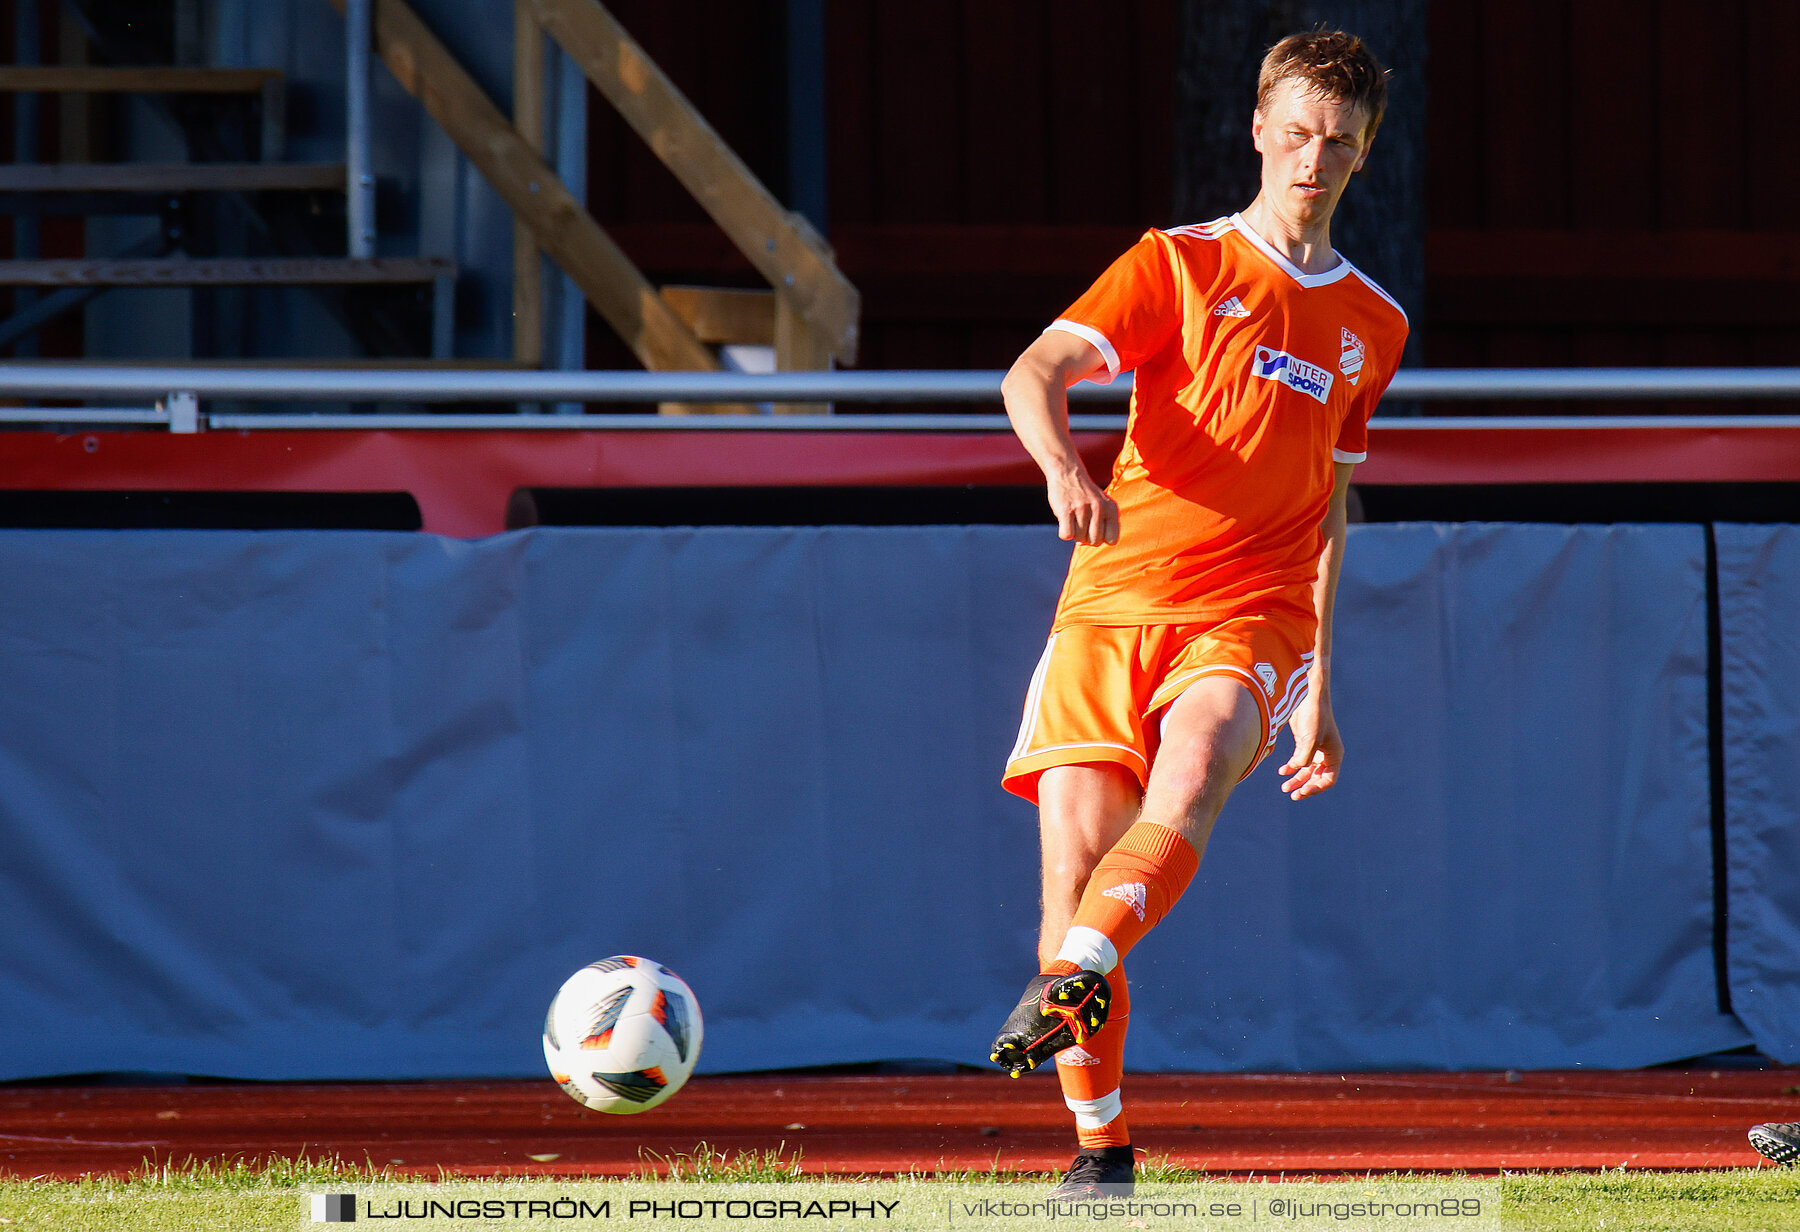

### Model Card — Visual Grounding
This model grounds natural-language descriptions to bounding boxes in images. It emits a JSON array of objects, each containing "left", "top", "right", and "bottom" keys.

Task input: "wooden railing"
[
  {"left": 328, "top": 0, "right": 859, "bottom": 411},
  {"left": 522, "top": 0, "right": 858, "bottom": 367},
  {"left": 325, "top": 0, "right": 715, "bottom": 374}
]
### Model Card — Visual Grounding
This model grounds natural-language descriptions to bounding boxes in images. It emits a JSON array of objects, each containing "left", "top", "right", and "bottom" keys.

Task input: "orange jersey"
[{"left": 1047, "top": 213, "right": 1409, "bottom": 628}]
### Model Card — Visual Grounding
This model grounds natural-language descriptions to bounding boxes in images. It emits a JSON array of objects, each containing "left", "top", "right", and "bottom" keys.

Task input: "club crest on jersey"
[
  {"left": 1251, "top": 346, "right": 1334, "bottom": 404},
  {"left": 1339, "top": 328, "right": 1366, "bottom": 385}
]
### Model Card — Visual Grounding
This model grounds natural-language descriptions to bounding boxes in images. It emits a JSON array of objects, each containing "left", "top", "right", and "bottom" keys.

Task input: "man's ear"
[
  {"left": 1251, "top": 108, "right": 1267, "bottom": 154},
  {"left": 1352, "top": 109, "right": 1379, "bottom": 173}
]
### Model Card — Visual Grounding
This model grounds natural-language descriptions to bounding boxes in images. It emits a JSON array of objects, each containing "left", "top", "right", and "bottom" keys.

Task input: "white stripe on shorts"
[
  {"left": 1017, "top": 740, "right": 1148, "bottom": 768},
  {"left": 1268, "top": 655, "right": 1316, "bottom": 731},
  {"left": 1009, "top": 633, "right": 1058, "bottom": 763}
]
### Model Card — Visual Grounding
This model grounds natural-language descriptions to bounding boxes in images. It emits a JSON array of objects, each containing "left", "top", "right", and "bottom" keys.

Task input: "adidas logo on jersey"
[
  {"left": 1340, "top": 328, "right": 1366, "bottom": 385},
  {"left": 1102, "top": 881, "right": 1148, "bottom": 921},
  {"left": 1056, "top": 1045, "right": 1103, "bottom": 1066},
  {"left": 1254, "top": 662, "right": 1278, "bottom": 695},
  {"left": 1212, "top": 296, "right": 1251, "bottom": 318},
  {"left": 1252, "top": 346, "right": 1334, "bottom": 404}
]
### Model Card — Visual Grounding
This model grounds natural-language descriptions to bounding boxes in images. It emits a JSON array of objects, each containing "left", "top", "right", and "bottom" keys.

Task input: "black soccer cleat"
[
  {"left": 1048, "top": 1145, "right": 1136, "bottom": 1200},
  {"left": 989, "top": 969, "right": 1111, "bottom": 1078},
  {"left": 1751, "top": 1122, "right": 1800, "bottom": 1165}
]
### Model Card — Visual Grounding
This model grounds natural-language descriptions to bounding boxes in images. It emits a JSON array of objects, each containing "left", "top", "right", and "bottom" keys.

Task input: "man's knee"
[{"left": 1039, "top": 763, "right": 1140, "bottom": 884}]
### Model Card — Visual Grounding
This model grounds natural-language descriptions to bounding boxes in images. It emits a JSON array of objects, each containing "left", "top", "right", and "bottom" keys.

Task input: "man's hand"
[
  {"left": 1279, "top": 688, "right": 1343, "bottom": 800},
  {"left": 1000, "top": 331, "right": 1119, "bottom": 545},
  {"left": 1047, "top": 465, "right": 1120, "bottom": 545}
]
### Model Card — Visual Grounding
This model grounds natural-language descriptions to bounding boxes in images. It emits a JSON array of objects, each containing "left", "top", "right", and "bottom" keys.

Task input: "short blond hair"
[{"left": 1256, "top": 30, "right": 1388, "bottom": 140}]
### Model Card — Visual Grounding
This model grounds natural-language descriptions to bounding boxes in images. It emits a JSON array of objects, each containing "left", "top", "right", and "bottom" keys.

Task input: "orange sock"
[
  {"left": 1056, "top": 964, "right": 1131, "bottom": 1149},
  {"left": 1052, "top": 822, "right": 1199, "bottom": 974}
]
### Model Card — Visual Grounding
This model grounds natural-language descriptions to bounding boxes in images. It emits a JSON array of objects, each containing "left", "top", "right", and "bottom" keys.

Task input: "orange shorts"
[{"left": 1002, "top": 613, "right": 1315, "bottom": 805}]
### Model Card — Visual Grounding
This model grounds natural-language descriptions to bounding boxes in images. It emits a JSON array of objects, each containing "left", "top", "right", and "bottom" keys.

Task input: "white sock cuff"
[
  {"left": 1055, "top": 925, "right": 1119, "bottom": 975},
  {"left": 1064, "top": 1089, "right": 1124, "bottom": 1130}
]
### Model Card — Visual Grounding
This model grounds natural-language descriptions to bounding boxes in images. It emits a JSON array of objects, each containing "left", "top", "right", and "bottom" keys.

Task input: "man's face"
[{"left": 1251, "top": 77, "right": 1374, "bottom": 229}]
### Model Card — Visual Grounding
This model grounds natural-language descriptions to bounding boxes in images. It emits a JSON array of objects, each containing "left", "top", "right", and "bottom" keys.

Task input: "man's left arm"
[{"left": 1279, "top": 461, "right": 1355, "bottom": 800}]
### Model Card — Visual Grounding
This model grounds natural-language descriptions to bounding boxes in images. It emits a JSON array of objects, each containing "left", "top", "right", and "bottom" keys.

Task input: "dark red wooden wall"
[
  {"left": 586, "top": 0, "right": 1174, "bottom": 381},
  {"left": 1426, "top": 0, "right": 1794, "bottom": 412},
  {"left": 590, "top": 0, "right": 1788, "bottom": 414}
]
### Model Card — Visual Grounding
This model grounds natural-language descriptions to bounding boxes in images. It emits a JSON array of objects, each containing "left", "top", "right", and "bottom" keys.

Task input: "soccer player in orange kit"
[{"left": 991, "top": 30, "right": 1410, "bottom": 1198}]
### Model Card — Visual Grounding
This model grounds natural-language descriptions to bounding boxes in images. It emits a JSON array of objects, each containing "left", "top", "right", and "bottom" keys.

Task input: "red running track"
[{"left": 3, "top": 1070, "right": 1794, "bottom": 1180}]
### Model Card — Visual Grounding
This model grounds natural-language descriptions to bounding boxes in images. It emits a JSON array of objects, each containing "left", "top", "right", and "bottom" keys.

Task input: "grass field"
[{"left": 3, "top": 1151, "right": 1799, "bottom": 1232}]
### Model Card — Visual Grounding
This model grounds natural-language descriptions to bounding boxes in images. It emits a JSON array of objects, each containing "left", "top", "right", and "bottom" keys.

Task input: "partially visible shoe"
[
  {"left": 1048, "top": 1145, "right": 1136, "bottom": 1200},
  {"left": 990, "top": 969, "right": 1111, "bottom": 1078},
  {"left": 1751, "top": 1122, "right": 1800, "bottom": 1165}
]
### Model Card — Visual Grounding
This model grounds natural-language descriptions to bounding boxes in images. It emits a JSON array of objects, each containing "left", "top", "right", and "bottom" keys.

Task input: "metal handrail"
[
  {"left": 2, "top": 366, "right": 1800, "bottom": 431},
  {"left": 199, "top": 412, "right": 1800, "bottom": 431},
  {"left": 0, "top": 365, "right": 1798, "bottom": 401}
]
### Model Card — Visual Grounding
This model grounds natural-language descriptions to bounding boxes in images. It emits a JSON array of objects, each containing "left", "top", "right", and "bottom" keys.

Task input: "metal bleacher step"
[
  {"left": 0, "top": 257, "right": 453, "bottom": 287},
  {"left": 0, "top": 56, "right": 462, "bottom": 359},
  {"left": 0, "top": 257, "right": 460, "bottom": 359},
  {"left": 0, "top": 65, "right": 290, "bottom": 163},
  {"left": 0, "top": 66, "right": 279, "bottom": 94},
  {"left": 0, "top": 163, "right": 345, "bottom": 193}
]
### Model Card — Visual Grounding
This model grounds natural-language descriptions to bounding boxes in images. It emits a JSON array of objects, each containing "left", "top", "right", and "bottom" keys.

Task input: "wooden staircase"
[
  {"left": 355, "top": 0, "right": 859, "bottom": 412},
  {"left": 512, "top": 0, "right": 856, "bottom": 411},
  {"left": 0, "top": 52, "right": 457, "bottom": 361},
  {"left": 0, "top": 0, "right": 860, "bottom": 406}
]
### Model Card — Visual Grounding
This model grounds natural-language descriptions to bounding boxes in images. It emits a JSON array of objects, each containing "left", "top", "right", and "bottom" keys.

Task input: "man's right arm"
[{"left": 1000, "top": 330, "right": 1120, "bottom": 546}]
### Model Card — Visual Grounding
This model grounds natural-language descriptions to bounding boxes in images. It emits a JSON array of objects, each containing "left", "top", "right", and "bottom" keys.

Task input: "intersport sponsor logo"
[{"left": 1251, "top": 346, "right": 1334, "bottom": 404}]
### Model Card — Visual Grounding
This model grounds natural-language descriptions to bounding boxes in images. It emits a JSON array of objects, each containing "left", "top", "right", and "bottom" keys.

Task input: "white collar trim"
[{"left": 1228, "top": 213, "right": 1353, "bottom": 288}]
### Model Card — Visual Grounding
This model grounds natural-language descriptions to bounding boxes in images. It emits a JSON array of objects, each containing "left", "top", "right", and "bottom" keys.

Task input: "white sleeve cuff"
[
  {"left": 1332, "top": 448, "right": 1367, "bottom": 464},
  {"left": 1045, "top": 319, "right": 1121, "bottom": 384}
]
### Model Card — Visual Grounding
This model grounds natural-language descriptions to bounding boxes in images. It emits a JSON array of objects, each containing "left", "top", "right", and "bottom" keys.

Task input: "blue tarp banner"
[
  {"left": 1128, "top": 523, "right": 1743, "bottom": 1070},
  {"left": 1717, "top": 524, "right": 1800, "bottom": 1062},
  {"left": 0, "top": 524, "right": 1746, "bottom": 1080}
]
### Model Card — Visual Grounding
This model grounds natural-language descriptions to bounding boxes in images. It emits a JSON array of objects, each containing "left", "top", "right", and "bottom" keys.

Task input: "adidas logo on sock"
[
  {"left": 1213, "top": 296, "right": 1250, "bottom": 317},
  {"left": 1102, "top": 881, "right": 1148, "bottom": 921},
  {"left": 1055, "top": 1045, "right": 1102, "bottom": 1066}
]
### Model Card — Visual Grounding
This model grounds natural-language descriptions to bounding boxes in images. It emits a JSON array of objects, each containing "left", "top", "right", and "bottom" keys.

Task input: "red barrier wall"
[{"left": 3, "top": 423, "right": 1799, "bottom": 537}]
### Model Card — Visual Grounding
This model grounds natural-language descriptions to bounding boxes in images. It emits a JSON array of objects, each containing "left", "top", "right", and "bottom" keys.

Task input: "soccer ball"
[{"left": 543, "top": 956, "right": 703, "bottom": 1114}]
